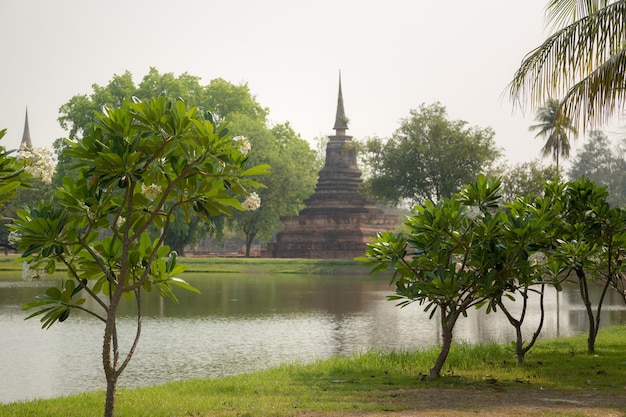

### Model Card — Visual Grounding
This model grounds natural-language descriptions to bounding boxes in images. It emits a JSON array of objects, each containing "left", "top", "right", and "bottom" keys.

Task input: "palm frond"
[
  {"left": 509, "top": 0, "right": 626, "bottom": 130},
  {"left": 560, "top": 47, "right": 626, "bottom": 129},
  {"left": 546, "top": 0, "right": 612, "bottom": 30}
]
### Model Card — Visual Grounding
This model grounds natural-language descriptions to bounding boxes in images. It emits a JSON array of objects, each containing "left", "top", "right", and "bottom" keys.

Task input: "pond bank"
[
  {"left": 0, "top": 256, "right": 377, "bottom": 277},
  {"left": 2, "top": 326, "right": 626, "bottom": 416}
]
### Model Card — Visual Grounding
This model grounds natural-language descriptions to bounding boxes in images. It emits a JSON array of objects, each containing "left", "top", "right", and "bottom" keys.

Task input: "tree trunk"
[
  {"left": 430, "top": 309, "right": 458, "bottom": 378},
  {"left": 497, "top": 284, "right": 546, "bottom": 365},
  {"left": 245, "top": 232, "right": 256, "bottom": 257},
  {"left": 103, "top": 316, "right": 118, "bottom": 417},
  {"left": 102, "top": 293, "right": 121, "bottom": 417},
  {"left": 588, "top": 272, "right": 613, "bottom": 354},
  {"left": 102, "top": 288, "right": 144, "bottom": 417},
  {"left": 576, "top": 268, "right": 596, "bottom": 353},
  {"left": 104, "top": 374, "right": 118, "bottom": 417},
  {"left": 498, "top": 301, "right": 526, "bottom": 365},
  {"left": 169, "top": 241, "right": 186, "bottom": 257}
]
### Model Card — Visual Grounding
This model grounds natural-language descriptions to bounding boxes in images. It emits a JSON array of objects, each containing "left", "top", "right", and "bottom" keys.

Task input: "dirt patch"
[{"left": 300, "top": 387, "right": 626, "bottom": 417}]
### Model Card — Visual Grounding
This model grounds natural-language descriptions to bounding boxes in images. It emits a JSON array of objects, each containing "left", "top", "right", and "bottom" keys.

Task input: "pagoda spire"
[
  {"left": 333, "top": 71, "right": 349, "bottom": 135},
  {"left": 21, "top": 108, "right": 33, "bottom": 149}
]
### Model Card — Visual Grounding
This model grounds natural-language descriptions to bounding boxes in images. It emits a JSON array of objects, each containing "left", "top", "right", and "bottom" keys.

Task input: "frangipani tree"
[
  {"left": 10, "top": 97, "right": 269, "bottom": 417},
  {"left": 360, "top": 175, "right": 562, "bottom": 375},
  {"left": 484, "top": 190, "right": 563, "bottom": 365},
  {"left": 361, "top": 176, "right": 508, "bottom": 377},
  {"left": 550, "top": 176, "right": 626, "bottom": 353}
]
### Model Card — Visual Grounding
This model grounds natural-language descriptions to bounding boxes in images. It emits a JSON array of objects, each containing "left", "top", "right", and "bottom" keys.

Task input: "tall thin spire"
[
  {"left": 21, "top": 108, "right": 33, "bottom": 149},
  {"left": 333, "top": 71, "right": 349, "bottom": 134}
]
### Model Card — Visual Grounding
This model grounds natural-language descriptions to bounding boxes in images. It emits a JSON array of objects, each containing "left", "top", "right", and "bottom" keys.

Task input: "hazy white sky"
[{"left": 0, "top": 0, "right": 598, "bottom": 164}]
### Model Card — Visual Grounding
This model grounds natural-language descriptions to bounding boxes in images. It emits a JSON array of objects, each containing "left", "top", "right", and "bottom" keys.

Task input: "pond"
[{"left": 1, "top": 272, "right": 625, "bottom": 403}]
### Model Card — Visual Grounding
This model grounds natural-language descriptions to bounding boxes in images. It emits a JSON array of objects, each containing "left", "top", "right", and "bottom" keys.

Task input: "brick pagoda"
[{"left": 266, "top": 77, "right": 397, "bottom": 259}]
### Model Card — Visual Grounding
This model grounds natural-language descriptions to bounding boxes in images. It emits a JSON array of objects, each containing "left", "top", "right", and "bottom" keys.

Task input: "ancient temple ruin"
[{"left": 266, "top": 77, "right": 397, "bottom": 259}]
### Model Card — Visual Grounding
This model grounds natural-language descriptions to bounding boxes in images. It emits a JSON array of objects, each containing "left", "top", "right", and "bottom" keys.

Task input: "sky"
[{"left": 0, "top": 0, "right": 600, "bottom": 166}]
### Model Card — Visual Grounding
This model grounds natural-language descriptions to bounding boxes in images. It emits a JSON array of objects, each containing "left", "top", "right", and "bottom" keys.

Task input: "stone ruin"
[{"left": 266, "top": 77, "right": 397, "bottom": 259}]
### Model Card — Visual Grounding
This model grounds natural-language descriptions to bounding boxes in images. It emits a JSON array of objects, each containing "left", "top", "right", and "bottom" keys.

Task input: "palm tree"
[
  {"left": 509, "top": 0, "right": 626, "bottom": 132},
  {"left": 529, "top": 98, "right": 578, "bottom": 174}
]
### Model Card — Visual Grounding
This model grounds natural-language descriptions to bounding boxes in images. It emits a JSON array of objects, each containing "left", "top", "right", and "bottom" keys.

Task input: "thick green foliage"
[
  {"left": 0, "top": 129, "right": 32, "bottom": 209},
  {"left": 14, "top": 96, "right": 268, "bottom": 325},
  {"left": 361, "top": 174, "right": 626, "bottom": 373},
  {"left": 567, "top": 130, "right": 626, "bottom": 206},
  {"left": 361, "top": 102, "right": 501, "bottom": 205},
  {"left": 55, "top": 69, "right": 316, "bottom": 254},
  {"left": 10, "top": 97, "right": 269, "bottom": 417}
]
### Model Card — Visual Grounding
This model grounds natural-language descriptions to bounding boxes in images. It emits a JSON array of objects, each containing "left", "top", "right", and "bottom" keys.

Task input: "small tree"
[
  {"left": 360, "top": 176, "right": 513, "bottom": 377},
  {"left": 552, "top": 177, "right": 626, "bottom": 353},
  {"left": 485, "top": 191, "right": 563, "bottom": 364},
  {"left": 11, "top": 97, "right": 269, "bottom": 417},
  {"left": 360, "top": 175, "right": 566, "bottom": 372}
]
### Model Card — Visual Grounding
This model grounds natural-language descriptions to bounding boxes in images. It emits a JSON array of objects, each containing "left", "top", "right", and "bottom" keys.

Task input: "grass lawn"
[
  {"left": 2, "top": 326, "right": 626, "bottom": 416},
  {"left": 0, "top": 255, "right": 371, "bottom": 277}
]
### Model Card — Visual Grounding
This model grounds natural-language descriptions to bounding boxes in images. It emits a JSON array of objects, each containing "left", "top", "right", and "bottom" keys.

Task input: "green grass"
[
  {"left": 178, "top": 257, "right": 370, "bottom": 275},
  {"left": 2, "top": 326, "right": 625, "bottom": 417},
  {"left": 0, "top": 255, "right": 371, "bottom": 278}
]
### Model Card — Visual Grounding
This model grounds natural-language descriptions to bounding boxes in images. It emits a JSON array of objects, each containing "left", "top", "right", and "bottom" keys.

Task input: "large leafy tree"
[
  {"left": 361, "top": 102, "right": 501, "bottom": 206},
  {"left": 528, "top": 98, "right": 578, "bottom": 174},
  {"left": 568, "top": 130, "right": 626, "bottom": 206},
  {"left": 490, "top": 159, "right": 557, "bottom": 202},
  {"left": 55, "top": 69, "right": 266, "bottom": 180},
  {"left": 55, "top": 69, "right": 314, "bottom": 254},
  {"left": 230, "top": 122, "right": 317, "bottom": 256},
  {"left": 509, "top": 0, "right": 626, "bottom": 132},
  {"left": 57, "top": 68, "right": 269, "bottom": 142},
  {"left": 58, "top": 71, "right": 136, "bottom": 141},
  {"left": 11, "top": 97, "right": 268, "bottom": 417}
]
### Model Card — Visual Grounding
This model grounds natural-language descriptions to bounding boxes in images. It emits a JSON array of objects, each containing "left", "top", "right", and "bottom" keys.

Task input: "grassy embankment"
[
  {"left": 0, "top": 255, "right": 369, "bottom": 277},
  {"left": 2, "top": 256, "right": 625, "bottom": 416},
  {"left": 2, "top": 326, "right": 626, "bottom": 416}
]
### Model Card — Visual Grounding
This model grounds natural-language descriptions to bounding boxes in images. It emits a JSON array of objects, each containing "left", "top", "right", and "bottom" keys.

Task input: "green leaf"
[
  {"left": 44, "top": 287, "right": 62, "bottom": 301},
  {"left": 168, "top": 277, "right": 201, "bottom": 294},
  {"left": 240, "top": 164, "right": 271, "bottom": 176},
  {"left": 22, "top": 299, "right": 57, "bottom": 311},
  {"left": 0, "top": 181, "right": 20, "bottom": 196}
]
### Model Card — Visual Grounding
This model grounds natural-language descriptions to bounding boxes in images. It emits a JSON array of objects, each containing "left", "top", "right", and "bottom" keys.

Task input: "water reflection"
[{"left": 1, "top": 272, "right": 625, "bottom": 403}]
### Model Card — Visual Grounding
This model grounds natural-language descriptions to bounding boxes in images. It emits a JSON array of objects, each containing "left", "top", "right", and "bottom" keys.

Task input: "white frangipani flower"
[
  {"left": 465, "top": 206, "right": 483, "bottom": 221},
  {"left": 242, "top": 192, "right": 261, "bottom": 211},
  {"left": 528, "top": 251, "right": 548, "bottom": 267},
  {"left": 234, "top": 136, "right": 251, "bottom": 156},
  {"left": 585, "top": 209, "right": 596, "bottom": 218},
  {"left": 16, "top": 145, "right": 55, "bottom": 184},
  {"left": 141, "top": 183, "right": 162, "bottom": 202},
  {"left": 7, "top": 231, "right": 19, "bottom": 246},
  {"left": 116, "top": 216, "right": 126, "bottom": 229},
  {"left": 22, "top": 262, "right": 47, "bottom": 281}
]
